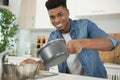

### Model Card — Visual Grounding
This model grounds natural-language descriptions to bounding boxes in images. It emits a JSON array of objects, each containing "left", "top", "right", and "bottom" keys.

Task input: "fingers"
[
  {"left": 67, "top": 40, "right": 82, "bottom": 54},
  {"left": 20, "top": 58, "right": 46, "bottom": 70},
  {"left": 37, "top": 61, "right": 46, "bottom": 70},
  {"left": 67, "top": 40, "right": 76, "bottom": 53},
  {"left": 20, "top": 58, "right": 38, "bottom": 64}
]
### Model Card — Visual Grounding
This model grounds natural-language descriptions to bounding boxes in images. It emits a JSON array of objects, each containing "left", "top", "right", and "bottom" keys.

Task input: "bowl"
[{"left": 2, "top": 63, "right": 39, "bottom": 80}]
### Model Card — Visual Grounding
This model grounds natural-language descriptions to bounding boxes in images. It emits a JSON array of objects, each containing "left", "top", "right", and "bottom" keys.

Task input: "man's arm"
[{"left": 67, "top": 37, "right": 115, "bottom": 54}]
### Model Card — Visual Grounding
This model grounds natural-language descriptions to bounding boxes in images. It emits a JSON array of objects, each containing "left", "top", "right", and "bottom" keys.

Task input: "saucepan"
[{"left": 38, "top": 39, "right": 69, "bottom": 67}]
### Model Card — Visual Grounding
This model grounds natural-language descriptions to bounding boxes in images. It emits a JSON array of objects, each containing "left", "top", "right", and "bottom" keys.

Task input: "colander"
[{"left": 2, "top": 63, "right": 39, "bottom": 80}]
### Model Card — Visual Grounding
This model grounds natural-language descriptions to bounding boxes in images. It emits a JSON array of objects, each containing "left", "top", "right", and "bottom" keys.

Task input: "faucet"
[{"left": 0, "top": 49, "right": 11, "bottom": 80}]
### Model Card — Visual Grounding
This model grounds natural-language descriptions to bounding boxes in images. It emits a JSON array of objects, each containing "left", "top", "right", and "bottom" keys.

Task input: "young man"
[{"left": 45, "top": 0, "right": 119, "bottom": 78}]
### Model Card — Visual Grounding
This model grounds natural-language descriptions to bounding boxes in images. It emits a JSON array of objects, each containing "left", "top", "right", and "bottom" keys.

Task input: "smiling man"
[{"left": 45, "top": 0, "right": 119, "bottom": 78}]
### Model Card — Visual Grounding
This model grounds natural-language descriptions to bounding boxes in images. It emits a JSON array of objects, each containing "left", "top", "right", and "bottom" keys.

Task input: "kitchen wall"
[{"left": 17, "top": 29, "right": 54, "bottom": 57}]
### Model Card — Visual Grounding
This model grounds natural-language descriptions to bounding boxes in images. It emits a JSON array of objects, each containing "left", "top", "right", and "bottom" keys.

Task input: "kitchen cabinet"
[
  {"left": 19, "top": 0, "right": 36, "bottom": 29},
  {"left": 19, "top": 0, "right": 53, "bottom": 29},
  {"left": 99, "top": 33, "right": 120, "bottom": 63},
  {"left": 71, "top": 0, "right": 120, "bottom": 17},
  {"left": 9, "top": 0, "right": 21, "bottom": 18},
  {"left": 67, "top": 0, "right": 76, "bottom": 19},
  {"left": 35, "top": 0, "right": 52, "bottom": 29}
]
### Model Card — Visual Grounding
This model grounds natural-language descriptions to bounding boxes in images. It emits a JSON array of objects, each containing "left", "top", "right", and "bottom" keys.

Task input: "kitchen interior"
[{"left": 0, "top": 0, "right": 120, "bottom": 80}]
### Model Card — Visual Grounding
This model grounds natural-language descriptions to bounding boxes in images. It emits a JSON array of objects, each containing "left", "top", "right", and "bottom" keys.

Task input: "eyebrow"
[{"left": 50, "top": 12, "right": 64, "bottom": 17}]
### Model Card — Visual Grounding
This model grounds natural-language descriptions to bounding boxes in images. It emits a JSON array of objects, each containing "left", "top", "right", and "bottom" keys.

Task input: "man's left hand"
[{"left": 67, "top": 40, "right": 84, "bottom": 54}]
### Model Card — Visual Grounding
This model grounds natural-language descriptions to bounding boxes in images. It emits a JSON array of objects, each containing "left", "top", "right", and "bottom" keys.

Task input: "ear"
[{"left": 66, "top": 8, "right": 70, "bottom": 16}]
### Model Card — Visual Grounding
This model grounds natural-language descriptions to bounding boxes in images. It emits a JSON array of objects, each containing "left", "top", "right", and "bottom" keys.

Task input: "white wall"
[
  {"left": 17, "top": 29, "right": 31, "bottom": 56},
  {"left": 17, "top": 29, "right": 53, "bottom": 57}
]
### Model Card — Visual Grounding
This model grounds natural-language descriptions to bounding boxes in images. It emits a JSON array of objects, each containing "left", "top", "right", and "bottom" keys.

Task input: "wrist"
[{"left": 78, "top": 39, "right": 87, "bottom": 49}]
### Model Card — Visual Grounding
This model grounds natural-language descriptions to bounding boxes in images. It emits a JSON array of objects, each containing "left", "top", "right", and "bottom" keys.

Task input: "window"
[{"left": 0, "top": 0, "right": 9, "bottom": 6}]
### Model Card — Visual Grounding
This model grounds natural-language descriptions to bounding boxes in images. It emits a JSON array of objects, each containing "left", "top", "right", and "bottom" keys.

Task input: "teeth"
[{"left": 56, "top": 24, "right": 62, "bottom": 27}]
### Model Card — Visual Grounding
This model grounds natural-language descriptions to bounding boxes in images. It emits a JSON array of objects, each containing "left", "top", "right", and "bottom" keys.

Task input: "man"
[{"left": 44, "top": 0, "right": 119, "bottom": 78}]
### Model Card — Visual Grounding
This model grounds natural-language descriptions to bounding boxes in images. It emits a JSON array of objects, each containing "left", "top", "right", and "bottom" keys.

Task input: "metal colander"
[{"left": 2, "top": 63, "right": 39, "bottom": 80}]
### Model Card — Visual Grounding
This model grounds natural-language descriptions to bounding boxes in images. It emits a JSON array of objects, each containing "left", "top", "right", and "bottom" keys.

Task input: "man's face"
[{"left": 48, "top": 6, "right": 70, "bottom": 33}]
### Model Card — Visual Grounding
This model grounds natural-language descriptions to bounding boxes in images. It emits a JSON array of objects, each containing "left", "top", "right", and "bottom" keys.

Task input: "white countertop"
[
  {"left": 5, "top": 57, "right": 119, "bottom": 80},
  {"left": 104, "top": 63, "right": 120, "bottom": 76},
  {"left": 39, "top": 73, "right": 107, "bottom": 80},
  {"left": 104, "top": 63, "right": 120, "bottom": 69},
  {"left": 28, "top": 72, "right": 107, "bottom": 80}
]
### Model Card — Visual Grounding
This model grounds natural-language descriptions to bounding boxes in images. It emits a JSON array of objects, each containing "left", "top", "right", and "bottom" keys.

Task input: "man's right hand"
[{"left": 20, "top": 58, "right": 46, "bottom": 70}]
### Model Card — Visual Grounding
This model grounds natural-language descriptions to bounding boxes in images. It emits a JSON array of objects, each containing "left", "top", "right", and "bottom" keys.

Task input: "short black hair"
[{"left": 45, "top": 0, "right": 67, "bottom": 10}]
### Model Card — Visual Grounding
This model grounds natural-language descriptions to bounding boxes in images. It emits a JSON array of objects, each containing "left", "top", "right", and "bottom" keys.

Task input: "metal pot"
[{"left": 38, "top": 39, "right": 69, "bottom": 67}]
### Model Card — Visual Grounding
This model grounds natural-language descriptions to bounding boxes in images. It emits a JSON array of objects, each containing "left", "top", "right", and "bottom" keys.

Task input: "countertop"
[
  {"left": 27, "top": 71, "right": 107, "bottom": 80},
  {"left": 104, "top": 63, "right": 120, "bottom": 69}
]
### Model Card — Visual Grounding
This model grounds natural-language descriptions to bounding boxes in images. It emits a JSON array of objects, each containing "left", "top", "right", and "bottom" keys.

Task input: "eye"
[
  {"left": 50, "top": 16, "right": 55, "bottom": 20},
  {"left": 58, "top": 13, "right": 63, "bottom": 17}
]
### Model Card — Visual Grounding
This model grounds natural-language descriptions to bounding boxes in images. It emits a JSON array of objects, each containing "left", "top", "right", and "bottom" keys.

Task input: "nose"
[{"left": 54, "top": 17, "right": 60, "bottom": 23}]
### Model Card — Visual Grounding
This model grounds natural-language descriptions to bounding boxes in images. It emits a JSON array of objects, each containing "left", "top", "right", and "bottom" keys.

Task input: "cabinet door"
[
  {"left": 19, "top": 0, "right": 36, "bottom": 29},
  {"left": 9, "top": 0, "right": 21, "bottom": 18},
  {"left": 67, "top": 0, "right": 76, "bottom": 19},
  {"left": 35, "top": 0, "right": 52, "bottom": 29},
  {"left": 19, "top": 0, "right": 53, "bottom": 29},
  {"left": 74, "top": 0, "right": 120, "bottom": 16}
]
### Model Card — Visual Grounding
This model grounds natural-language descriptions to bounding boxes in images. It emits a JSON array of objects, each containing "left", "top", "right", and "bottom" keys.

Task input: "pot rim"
[{"left": 38, "top": 39, "right": 65, "bottom": 53}]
